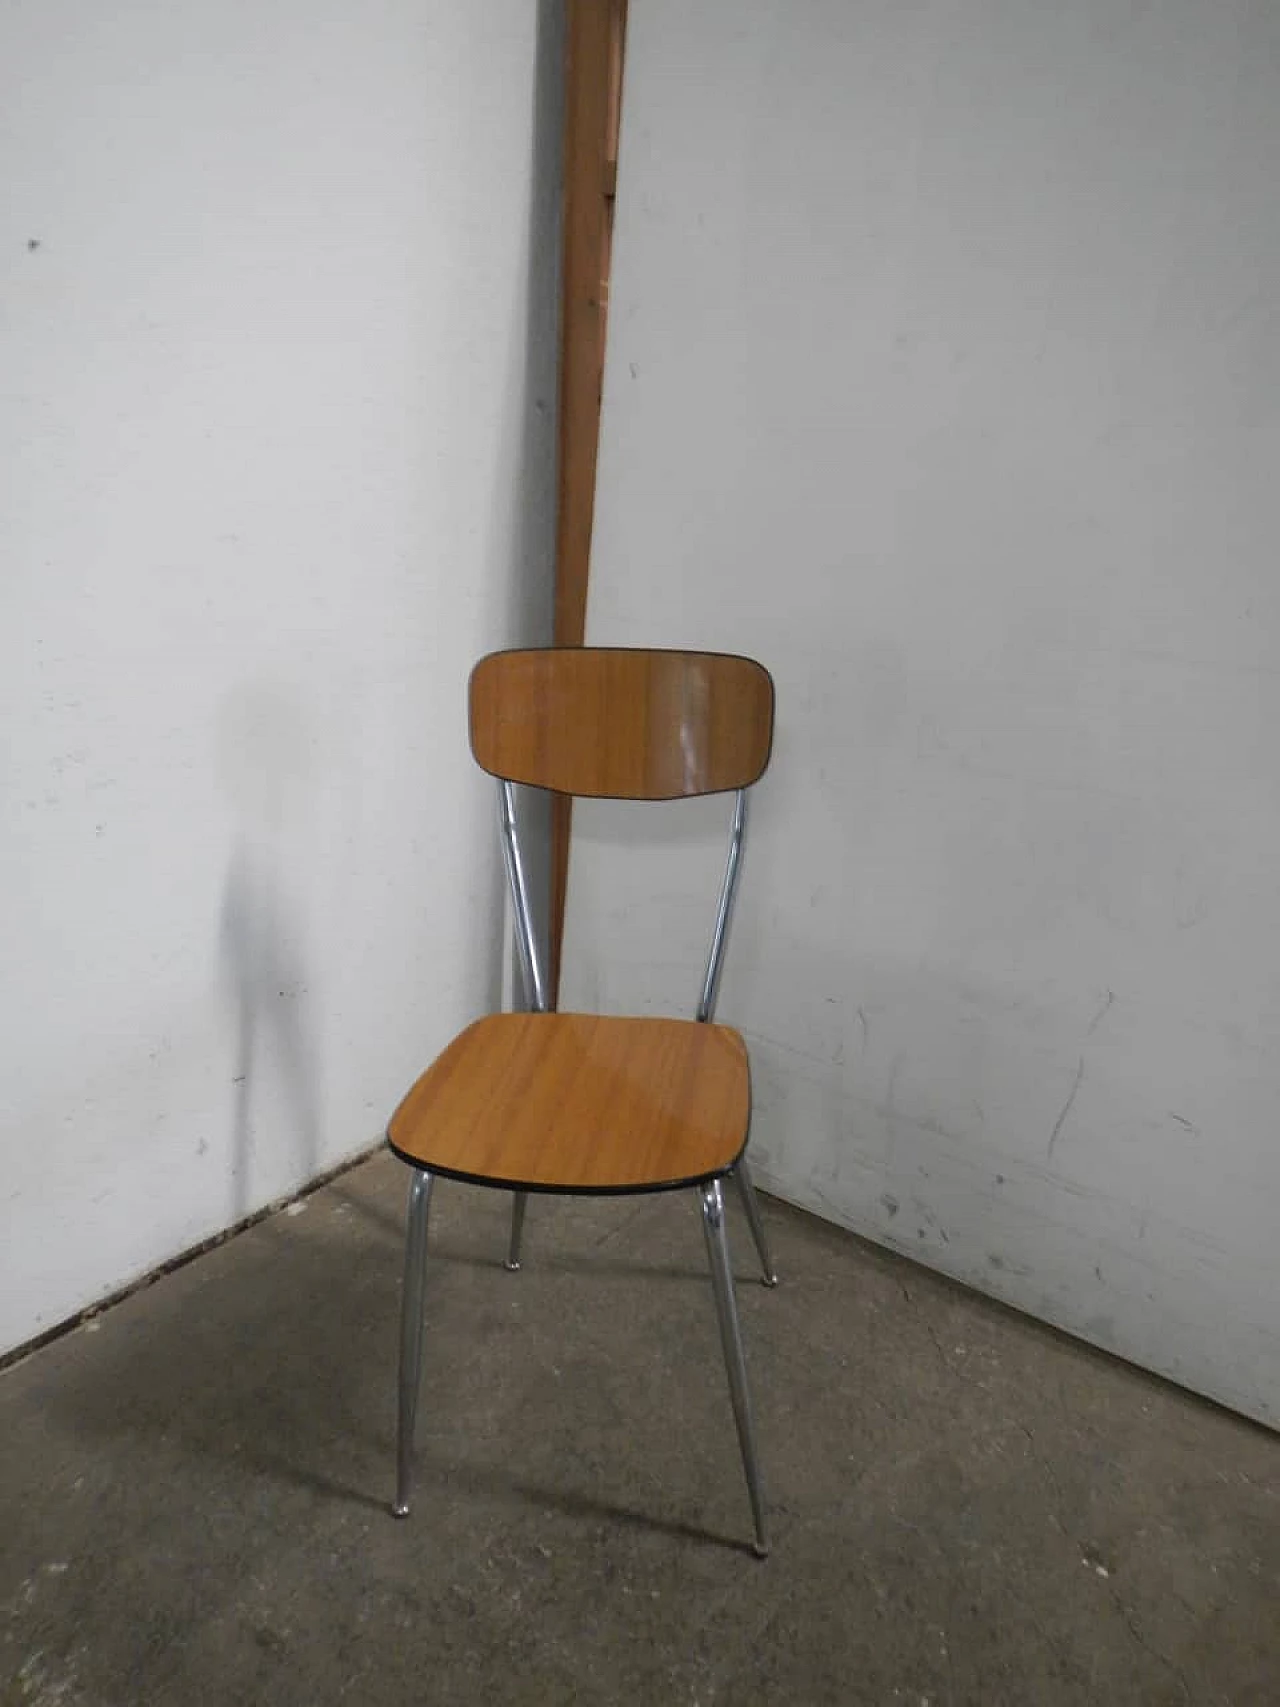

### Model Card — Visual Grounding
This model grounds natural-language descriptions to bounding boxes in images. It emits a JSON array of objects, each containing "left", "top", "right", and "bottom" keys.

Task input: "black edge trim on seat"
[{"left": 383, "top": 1131, "right": 750, "bottom": 1197}]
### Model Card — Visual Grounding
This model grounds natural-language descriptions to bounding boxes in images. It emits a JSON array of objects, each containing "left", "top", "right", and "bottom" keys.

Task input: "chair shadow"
[
  {"left": 248, "top": 1457, "right": 389, "bottom": 1516},
  {"left": 423, "top": 1238, "right": 709, "bottom": 1285},
  {"left": 42, "top": 1191, "right": 767, "bottom": 1558},
  {"left": 262, "top": 1432, "right": 756, "bottom": 1555},
  {"left": 420, "top": 1457, "right": 758, "bottom": 1558},
  {"left": 323, "top": 1173, "right": 405, "bottom": 1242},
  {"left": 221, "top": 844, "right": 321, "bottom": 1221},
  {"left": 41, "top": 1221, "right": 387, "bottom": 1507}
]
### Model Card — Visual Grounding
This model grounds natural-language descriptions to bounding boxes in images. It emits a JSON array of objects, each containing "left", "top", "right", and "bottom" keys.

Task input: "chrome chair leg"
[
  {"left": 699, "top": 1177, "right": 769, "bottom": 1557},
  {"left": 505, "top": 1190, "right": 528, "bottom": 1271},
  {"left": 393, "top": 1166, "right": 435, "bottom": 1518},
  {"left": 733, "top": 1160, "right": 778, "bottom": 1286}
]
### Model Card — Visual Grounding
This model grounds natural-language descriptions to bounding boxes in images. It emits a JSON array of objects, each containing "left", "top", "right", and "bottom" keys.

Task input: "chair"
[{"left": 386, "top": 646, "right": 778, "bottom": 1556}]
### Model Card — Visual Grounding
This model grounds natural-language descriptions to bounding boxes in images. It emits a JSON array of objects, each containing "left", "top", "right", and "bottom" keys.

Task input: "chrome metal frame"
[
  {"left": 699, "top": 1177, "right": 769, "bottom": 1556},
  {"left": 504, "top": 1190, "right": 528, "bottom": 1273},
  {"left": 732, "top": 1160, "right": 778, "bottom": 1287},
  {"left": 392, "top": 776, "right": 777, "bottom": 1552},
  {"left": 694, "top": 790, "right": 778, "bottom": 1288},
  {"left": 499, "top": 779, "right": 548, "bottom": 1014},
  {"left": 498, "top": 780, "right": 548, "bottom": 1272},
  {"left": 394, "top": 1166, "right": 435, "bottom": 1518},
  {"left": 697, "top": 789, "right": 747, "bottom": 1024}
]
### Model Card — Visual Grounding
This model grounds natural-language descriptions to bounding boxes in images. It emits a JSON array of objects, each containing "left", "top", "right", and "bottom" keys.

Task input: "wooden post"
[{"left": 550, "top": 0, "right": 628, "bottom": 1001}]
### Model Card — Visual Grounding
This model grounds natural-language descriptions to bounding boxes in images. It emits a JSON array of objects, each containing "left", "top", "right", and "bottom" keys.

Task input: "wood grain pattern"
[
  {"left": 469, "top": 647, "right": 774, "bottom": 799},
  {"left": 554, "top": 0, "right": 627, "bottom": 657},
  {"left": 387, "top": 1013, "right": 750, "bottom": 1193},
  {"left": 551, "top": 0, "right": 629, "bottom": 1001}
]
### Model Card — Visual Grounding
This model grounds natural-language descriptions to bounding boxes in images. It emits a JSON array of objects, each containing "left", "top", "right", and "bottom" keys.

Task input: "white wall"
[
  {"left": 565, "top": 0, "right": 1280, "bottom": 1425},
  {"left": 0, "top": 1, "right": 561, "bottom": 1354}
]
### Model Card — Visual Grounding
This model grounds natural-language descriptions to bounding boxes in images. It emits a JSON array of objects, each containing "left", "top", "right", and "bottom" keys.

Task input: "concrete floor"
[{"left": 2, "top": 1152, "right": 1277, "bottom": 1706}]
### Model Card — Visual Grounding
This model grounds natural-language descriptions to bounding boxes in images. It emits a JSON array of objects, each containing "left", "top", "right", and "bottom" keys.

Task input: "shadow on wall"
[
  {"left": 474, "top": 0, "right": 566, "bottom": 999},
  {"left": 209, "top": 0, "right": 567, "bottom": 1224},
  {"left": 217, "top": 683, "right": 320, "bottom": 1219}
]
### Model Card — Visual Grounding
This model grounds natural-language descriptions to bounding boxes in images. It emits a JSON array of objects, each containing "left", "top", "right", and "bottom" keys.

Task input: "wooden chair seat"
[{"left": 388, "top": 1012, "right": 750, "bottom": 1194}]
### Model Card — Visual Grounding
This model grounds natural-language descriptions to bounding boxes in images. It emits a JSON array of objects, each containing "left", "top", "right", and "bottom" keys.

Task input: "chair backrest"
[{"left": 469, "top": 647, "right": 774, "bottom": 799}]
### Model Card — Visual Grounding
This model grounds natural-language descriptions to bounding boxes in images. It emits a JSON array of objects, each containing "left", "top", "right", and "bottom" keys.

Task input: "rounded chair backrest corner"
[{"left": 468, "top": 646, "right": 774, "bottom": 799}]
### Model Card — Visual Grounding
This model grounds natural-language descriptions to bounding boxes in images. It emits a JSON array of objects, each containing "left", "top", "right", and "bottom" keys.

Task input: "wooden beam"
[{"left": 549, "top": 0, "right": 628, "bottom": 1002}]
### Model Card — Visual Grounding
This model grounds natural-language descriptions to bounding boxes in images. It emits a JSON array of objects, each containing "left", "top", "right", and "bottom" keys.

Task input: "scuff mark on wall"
[{"left": 1047, "top": 1058, "right": 1086, "bottom": 1160}]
